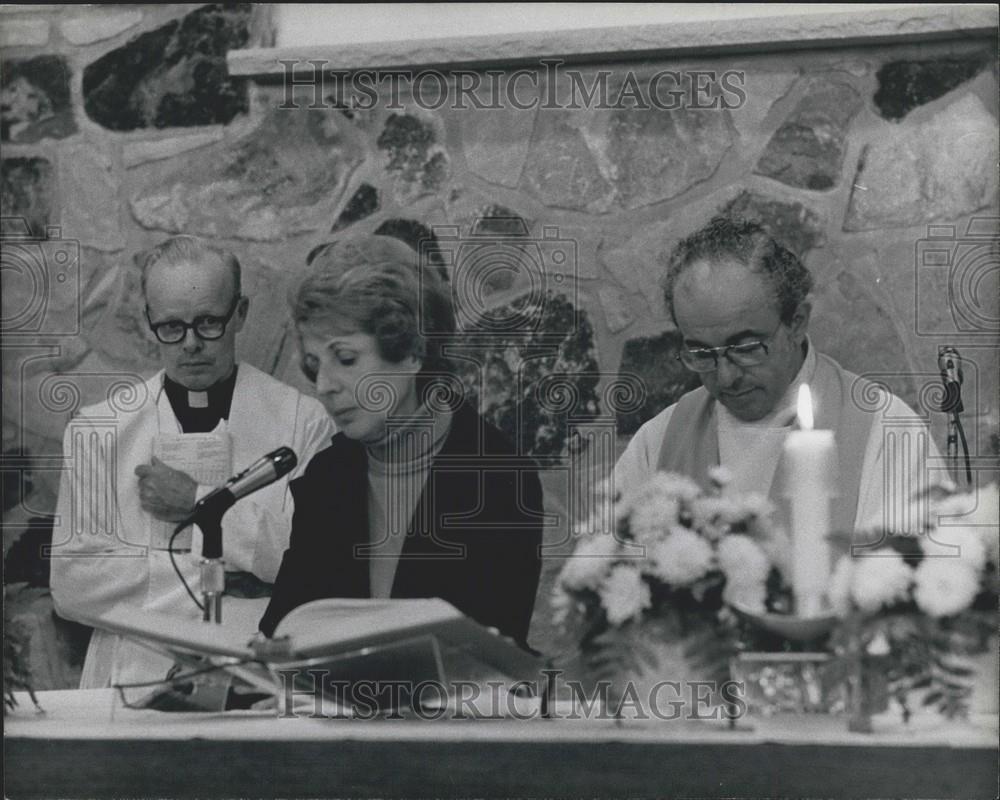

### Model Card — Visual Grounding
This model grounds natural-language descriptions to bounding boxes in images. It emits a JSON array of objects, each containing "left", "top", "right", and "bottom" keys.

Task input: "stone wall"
[{"left": 2, "top": 4, "right": 998, "bottom": 680}]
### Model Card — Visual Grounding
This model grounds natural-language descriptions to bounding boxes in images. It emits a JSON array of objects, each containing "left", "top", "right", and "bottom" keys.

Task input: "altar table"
[{"left": 5, "top": 690, "right": 998, "bottom": 798}]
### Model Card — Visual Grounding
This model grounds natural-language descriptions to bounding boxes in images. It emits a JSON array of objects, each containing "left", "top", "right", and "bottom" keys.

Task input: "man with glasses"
[
  {"left": 51, "top": 236, "right": 334, "bottom": 688},
  {"left": 615, "top": 216, "right": 947, "bottom": 536}
]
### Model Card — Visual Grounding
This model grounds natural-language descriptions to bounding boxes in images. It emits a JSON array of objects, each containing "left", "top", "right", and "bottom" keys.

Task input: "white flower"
[
  {"left": 741, "top": 492, "right": 776, "bottom": 523},
  {"left": 689, "top": 496, "right": 754, "bottom": 539},
  {"left": 723, "top": 579, "right": 767, "bottom": 612},
  {"left": 599, "top": 565, "right": 651, "bottom": 626},
  {"left": 629, "top": 493, "right": 679, "bottom": 542},
  {"left": 707, "top": 465, "right": 733, "bottom": 489},
  {"left": 643, "top": 472, "right": 701, "bottom": 504},
  {"left": 826, "top": 555, "right": 854, "bottom": 617},
  {"left": 922, "top": 527, "right": 987, "bottom": 571},
  {"left": 717, "top": 534, "right": 771, "bottom": 585},
  {"left": 931, "top": 484, "right": 1000, "bottom": 566},
  {"left": 551, "top": 586, "right": 574, "bottom": 626},
  {"left": 866, "top": 631, "right": 891, "bottom": 656},
  {"left": 913, "top": 558, "right": 981, "bottom": 618},
  {"left": 646, "top": 527, "right": 714, "bottom": 586},
  {"left": 559, "top": 536, "right": 618, "bottom": 592},
  {"left": 849, "top": 551, "right": 914, "bottom": 613},
  {"left": 955, "top": 528, "right": 988, "bottom": 570}
]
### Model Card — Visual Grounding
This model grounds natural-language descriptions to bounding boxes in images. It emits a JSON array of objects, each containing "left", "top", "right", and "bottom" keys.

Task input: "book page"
[
  {"left": 274, "top": 598, "right": 460, "bottom": 653},
  {"left": 153, "top": 431, "right": 232, "bottom": 485},
  {"left": 149, "top": 432, "right": 232, "bottom": 550}
]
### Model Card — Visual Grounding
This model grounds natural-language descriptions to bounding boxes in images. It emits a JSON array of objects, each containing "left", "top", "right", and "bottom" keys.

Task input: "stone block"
[
  {"left": 1, "top": 55, "right": 75, "bottom": 143},
  {"left": 616, "top": 330, "right": 701, "bottom": 434},
  {"left": 874, "top": 53, "right": 990, "bottom": 121},
  {"left": 8, "top": 349, "right": 135, "bottom": 445},
  {"left": 60, "top": 9, "right": 143, "bottom": 46},
  {"left": 810, "top": 267, "right": 918, "bottom": 409},
  {"left": 82, "top": 4, "right": 250, "bottom": 131},
  {"left": 60, "top": 144, "right": 125, "bottom": 253},
  {"left": 0, "top": 18, "right": 49, "bottom": 48},
  {"left": 1, "top": 157, "right": 54, "bottom": 238},
  {"left": 130, "top": 108, "right": 362, "bottom": 241},
  {"left": 331, "top": 183, "right": 379, "bottom": 233},
  {"left": 728, "top": 69, "right": 798, "bottom": 144},
  {"left": 755, "top": 78, "right": 862, "bottom": 190},
  {"left": 521, "top": 94, "right": 732, "bottom": 213},
  {"left": 460, "top": 101, "right": 536, "bottom": 188},
  {"left": 234, "top": 264, "right": 291, "bottom": 376},
  {"left": 377, "top": 111, "right": 450, "bottom": 204},
  {"left": 520, "top": 112, "right": 612, "bottom": 212},
  {"left": 721, "top": 190, "right": 826, "bottom": 257},
  {"left": 88, "top": 257, "right": 159, "bottom": 371},
  {"left": 122, "top": 130, "right": 224, "bottom": 168},
  {"left": 599, "top": 219, "right": 674, "bottom": 303},
  {"left": 598, "top": 286, "right": 636, "bottom": 334},
  {"left": 605, "top": 102, "right": 733, "bottom": 211},
  {"left": 844, "top": 94, "right": 998, "bottom": 231}
]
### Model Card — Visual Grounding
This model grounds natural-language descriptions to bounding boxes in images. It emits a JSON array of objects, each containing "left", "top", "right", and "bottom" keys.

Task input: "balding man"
[
  {"left": 616, "top": 216, "right": 951, "bottom": 536},
  {"left": 50, "top": 236, "right": 334, "bottom": 688}
]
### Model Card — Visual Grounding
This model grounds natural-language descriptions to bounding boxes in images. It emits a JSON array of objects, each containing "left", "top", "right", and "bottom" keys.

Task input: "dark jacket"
[{"left": 259, "top": 404, "right": 544, "bottom": 647}]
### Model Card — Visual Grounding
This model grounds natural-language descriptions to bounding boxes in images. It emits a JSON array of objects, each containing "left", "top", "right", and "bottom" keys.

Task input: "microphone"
[
  {"left": 937, "top": 346, "right": 963, "bottom": 413},
  {"left": 172, "top": 446, "right": 297, "bottom": 624},
  {"left": 193, "top": 446, "right": 298, "bottom": 519},
  {"left": 179, "top": 446, "right": 298, "bottom": 558}
]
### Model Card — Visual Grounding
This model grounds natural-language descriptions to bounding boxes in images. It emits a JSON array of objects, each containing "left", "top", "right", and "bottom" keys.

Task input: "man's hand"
[{"left": 135, "top": 457, "right": 198, "bottom": 522}]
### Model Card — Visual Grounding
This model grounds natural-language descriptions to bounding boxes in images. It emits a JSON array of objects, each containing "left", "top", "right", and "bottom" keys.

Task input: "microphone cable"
[{"left": 169, "top": 521, "right": 204, "bottom": 613}]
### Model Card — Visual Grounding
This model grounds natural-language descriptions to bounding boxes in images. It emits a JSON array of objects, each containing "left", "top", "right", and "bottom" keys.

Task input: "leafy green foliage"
[{"left": 4, "top": 599, "right": 40, "bottom": 714}]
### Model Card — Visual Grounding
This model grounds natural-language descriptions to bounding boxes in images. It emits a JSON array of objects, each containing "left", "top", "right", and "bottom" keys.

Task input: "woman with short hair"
[{"left": 259, "top": 235, "right": 543, "bottom": 648}]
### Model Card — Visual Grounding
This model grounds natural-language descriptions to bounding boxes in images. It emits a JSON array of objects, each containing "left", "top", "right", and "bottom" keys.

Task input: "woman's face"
[{"left": 299, "top": 324, "right": 421, "bottom": 443}]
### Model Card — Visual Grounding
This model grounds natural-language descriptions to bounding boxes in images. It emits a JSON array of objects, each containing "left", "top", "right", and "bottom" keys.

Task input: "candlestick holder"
[{"left": 728, "top": 601, "right": 837, "bottom": 643}]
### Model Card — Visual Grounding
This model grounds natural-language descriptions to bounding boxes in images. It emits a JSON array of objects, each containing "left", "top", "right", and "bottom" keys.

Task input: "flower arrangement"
[
  {"left": 824, "top": 483, "right": 999, "bottom": 723},
  {"left": 553, "top": 467, "right": 788, "bottom": 692}
]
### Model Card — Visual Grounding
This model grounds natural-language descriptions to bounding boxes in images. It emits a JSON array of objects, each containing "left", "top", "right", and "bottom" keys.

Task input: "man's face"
[
  {"left": 673, "top": 258, "right": 809, "bottom": 422},
  {"left": 144, "top": 258, "right": 247, "bottom": 391}
]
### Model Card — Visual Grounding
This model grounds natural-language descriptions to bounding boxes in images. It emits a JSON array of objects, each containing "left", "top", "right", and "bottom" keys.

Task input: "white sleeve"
[
  {"left": 217, "top": 396, "right": 334, "bottom": 582},
  {"left": 613, "top": 405, "right": 674, "bottom": 498},
  {"left": 49, "top": 418, "right": 149, "bottom": 626},
  {"left": 854, "top": 392, "right": 955, "bottom": 532}
]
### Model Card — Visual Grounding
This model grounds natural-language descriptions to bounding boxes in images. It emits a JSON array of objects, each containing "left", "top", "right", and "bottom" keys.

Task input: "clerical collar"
[{"left": 163, "top": 366, "right": 238, "bottom": 433}]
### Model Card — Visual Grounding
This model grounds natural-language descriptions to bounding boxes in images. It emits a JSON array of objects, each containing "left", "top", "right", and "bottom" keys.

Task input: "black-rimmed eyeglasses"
[{"left": 145, "top": 296, "right": 243, "bottom": 344}]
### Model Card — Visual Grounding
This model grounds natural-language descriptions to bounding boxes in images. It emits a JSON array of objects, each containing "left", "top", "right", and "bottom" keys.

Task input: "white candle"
[{"left": 783, "top": 384, "right": 838, "bottom": 618}]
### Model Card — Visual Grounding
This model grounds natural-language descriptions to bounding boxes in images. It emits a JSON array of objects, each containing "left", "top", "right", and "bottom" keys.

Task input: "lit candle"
[{"left": 783, "top": 384, "right": 838, "bottom": 618}]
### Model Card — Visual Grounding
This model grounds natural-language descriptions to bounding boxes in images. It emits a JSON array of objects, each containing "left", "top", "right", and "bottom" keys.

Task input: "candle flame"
[{"left": 797, "top": 384, "right": 814, "bottom": 430}]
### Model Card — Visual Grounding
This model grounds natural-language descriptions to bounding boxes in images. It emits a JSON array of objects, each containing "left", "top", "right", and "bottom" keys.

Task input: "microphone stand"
[
  {"left": 171, "top": 446, "right": 299, "bottom": 623},
  {"left": 199, "top": 515, "right": 225, "bottom": 624},
  {"left": 947, "top": 410, "right": 972, "bottom": 486},
  {"left": 939, "top": 347, "right": 972, "bottom": 486},
  {"left": 176, "top": 492, "right": 234, "bottom": 624}
]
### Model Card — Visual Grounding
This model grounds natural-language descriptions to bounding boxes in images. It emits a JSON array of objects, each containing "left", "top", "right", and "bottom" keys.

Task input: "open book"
[{"left": 86, "top": 597, "right": 541, "bottom": 681}]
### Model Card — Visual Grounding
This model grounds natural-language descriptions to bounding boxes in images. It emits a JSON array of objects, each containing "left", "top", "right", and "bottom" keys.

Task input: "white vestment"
[
  {"left": 615, "top": 343, "right": 953, "bottom": 533},
  {"left": 50, "top": 364, "right": 335, "bottom": 688}
]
